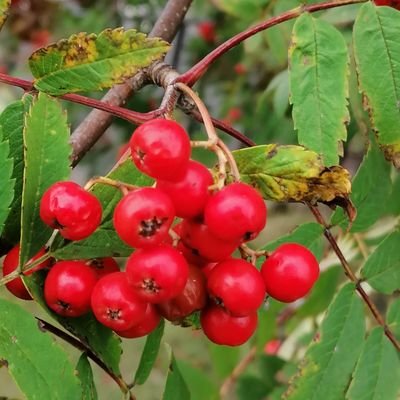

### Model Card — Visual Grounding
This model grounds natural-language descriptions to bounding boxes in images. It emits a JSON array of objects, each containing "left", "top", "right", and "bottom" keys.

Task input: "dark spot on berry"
[
  {"left": 88, "top": 258, "right": 104, "bottom": 270},
  {"left": 139, "top": 217, "right": 167, "bottom": 237},
  {"left": 57, "top": 300, "right": 70, "bottom": 310},
  {"left": 107, "top": 309, "right": 121, "bottom": 320},
  {"left": 135, "top": 148, "right": 146, "bottom": 164},
  {"left": 142, "top": 278, "right": 161, "bottom": 293},
  {"left": 52, "top": 218, "right": 64, "bottom": 230},
  {"left": 243, "top": 231, "right": 254, "bottom": 241}
]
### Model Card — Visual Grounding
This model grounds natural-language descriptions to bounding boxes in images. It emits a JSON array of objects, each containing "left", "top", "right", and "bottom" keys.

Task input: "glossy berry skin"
[
  {"left": 2, "top": 245, "right": 50, "bottom": 300},
  {"left": 374, "top": 0, "right": 400, "bottom": 10},
  {"left": 91, "top": 272, "right": 148, "bottom": 331},
  {"left": 261, "top": 243, "right": 319, "bottom": 303},
  {"left": 156, "top": 160, "right": 213, "bottom": 218},
  {"left": 44, "top": 261, "right": 97, "bottom": 317},
  {"left": 113, "top": 188, "right": 175, "bottom": 248},
  {"left": 40, "top": 181, "right": 102, "bottom": 241},
  {"left": 157, "top": 264, "right": 207, "bottom": 322},
  {"left": 207, "top": 259, "right": 265, "bottom": 317},
  {"left": 85, "top": 257, "right": 119, "bottom": 279},
  {"left": 201, "top": 305, "right": 258, "bottom": 346},
  {"left": 204, "top": 182, "right": 267, "bottom": 242},
  {"left": 115, "top": 304, "right": 161, "bottom": 338},
  {"left": 130, "top": 119, "right": 191, "bottom": 181},
  {"left": 126, "top": 244, "right": 189, "bottom": 304}
]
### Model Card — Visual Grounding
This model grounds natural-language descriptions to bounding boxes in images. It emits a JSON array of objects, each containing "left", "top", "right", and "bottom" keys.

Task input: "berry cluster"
[{"left": 2, "top": 118, "right": 320, "bottom": 346}]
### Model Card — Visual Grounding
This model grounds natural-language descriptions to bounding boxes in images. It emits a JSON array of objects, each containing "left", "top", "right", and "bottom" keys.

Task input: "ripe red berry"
[
  {"left": 126, "top": 244, "right": 189, "bottom": 303},
  {"left": 40, "top": 181, "right": 102, "bottom": 241},
  {"left": 156, "top": 160, "right": 213, "bottom": 218},
  {"left": 264, "top": 339, "right": 281, "bottom": 355},
  {"left": 157, "top": 264, "right": 207, "bottom": 322},
  {"left": 129, "top": 119, "right": 191, "bottom": 181},
  {"left": 197, "top": 21, "right": 216, "bottom": 43},
  {"left": 2, "top": 244, "right": 50, "bottom": 300},
  {"left": 260, "top": 243, "right": 319, "bottom": 303},
  {"left": 44, "top": 261, "right": 97, "bottom": 317},
  {"left": 115, "top": 304, "right": 161, "bottom": 338},
  {"left": 201, "top": 305, "right": 258, "bottom": 346},
  {"left": 91, "top": 272, "right": 148, "bottom": 331},
  {"left": 374, "top": 0, "right": 400, "bottom": 10},
  {"left": 207, "top": 259, "right": 265, "bottom": 317},
  {"left": 85, "top": 257, "right": 119, "bottom": 279},
  {"left": 204, "top": 182, "right": 267, "bottom": 242},
  {"left": 113, "top": 188, "right": 175, "bottom": 248}
]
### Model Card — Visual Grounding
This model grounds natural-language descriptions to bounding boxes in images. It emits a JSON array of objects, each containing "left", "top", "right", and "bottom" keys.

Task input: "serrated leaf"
[
  {"left": 289, "top": 13, "right": 349, "bottom": 166},
  {"left": 0, "top": 96, "right": 32, "bottom": 243},
  {"left": 0, "top": 298, "right": 82, "bottom": 400},
  {"left": 0, "top": 0, "right": 10, "bottom": 30},
  {"left": 361, "top": 228, "right": 400, "bottom": 294},
  {"left": 346, "top": 327, "right": 400, "bottom": 400},
  {"left": 29, "top": 28, "right": 170, "bottom": 95},
  {"left": 134, "top": 319, "right": 164, "bottom": 385},
  {"left": 76, "top": 354, "right": 98, "bottom": 400},
  {"left": 0, "top": 125, "right": 15, "bottom": 237},
  {"left": 20, "top": 93, "right": 71, "bottom": 266},
  {"left": 331, "top": 139, "right": 392, "bottom": 232},
  {"left": 387, "top": 298, "right": 400, "bottom": 340},
  {"left": 52, "top": 159, "right": 152, "bottom": 259},
  {"left": 233, "top": 145, "right": 354, "bottom": 217},
  {"left": 285, "top": 284, "right": 365, "bottom": 400},
  {"left": 353, "top": 3, "right": 400, "bottom": 168},
  {"left": 162, "top": 345, "right": 190, "bottom": 400}
]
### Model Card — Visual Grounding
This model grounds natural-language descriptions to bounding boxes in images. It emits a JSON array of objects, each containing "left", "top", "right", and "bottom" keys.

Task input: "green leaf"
[
  {"left": 285, "top": 284, "right": 365, "bottom": 400},
  {"left": 289, "top": 13, "right": 349, "bottom": 166},
  {"left": 233, "top": 145, "right": 353, "bottom": 216},
  {"left": 134, "top": 319, "right": 164, "bottom": 385},
  {"left": 215, "top": 0, "right": 267, "bottom": 21},
  {"left": 361, "top": 228, "right": 400, "bottom": 294},
  {"left": 52, "top": 159, "right": 152, "bottom": 259},
  {"left": 0, "top": 298, "right": 82, "bottom": 400},
  {"left": 346, "top": 327, "right": 400, "bottom": 400},
  {"left": 387, "top": 298, "right": 400, "bottom": 340},
  {"left": 0, "top": 96, "right": 32, "bottom": 243},
  {"left": 29, "top": 28, "right": 170, "bottom": 95},
  {"left": 208, "top": 343, "right": 240, "bottom": 379},
  {"left": 20, "top": 92, "right": 71, "bottom": 266},
  {"left": 76, "top": 354, "right": 98, "bottom": 400},
  {"left": 385, "top": 173, "right": 400, "bottom": 216},
  {"left": 162, "top": 345, "right": 191, "bottom": 400},
  {"left": 0, "top": 125, "right": 15, "bottom": 237},
  {"left": 331, "top": 140, "right": 392, "bottom": 232},
  {"left": 353, "top": 3, "right": 400, "bottom": 168},
  {"left": 0, "top": 0, "right": 10, "bottom": 30}
]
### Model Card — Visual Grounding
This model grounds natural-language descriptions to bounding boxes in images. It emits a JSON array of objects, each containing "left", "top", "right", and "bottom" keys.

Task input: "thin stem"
[
  {"left": 36, "top": 318, "right": 136, "bottom": 400},
  {"left": 178, "top": 0, "right": 368, "bottom": 86},
  {"left": 84, "top": 176, "right": 137, "bottom": 196}
]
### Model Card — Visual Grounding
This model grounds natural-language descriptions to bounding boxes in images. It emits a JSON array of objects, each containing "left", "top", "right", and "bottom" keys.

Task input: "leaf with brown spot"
[
  {"left": 29, "top": 28, "right": 170, "bottom": 95},
  {"left": 0, "top": 0, "right": 10, "bottom": 31}
]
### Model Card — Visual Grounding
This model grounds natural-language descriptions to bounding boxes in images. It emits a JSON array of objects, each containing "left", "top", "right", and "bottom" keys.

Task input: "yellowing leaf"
[{"left": 0, "top": 0, "right": 10, "bottom": 30}]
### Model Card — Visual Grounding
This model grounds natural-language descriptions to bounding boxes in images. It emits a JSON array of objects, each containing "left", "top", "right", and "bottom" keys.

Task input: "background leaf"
[
  {"left": 387, "top": 298, "right": 400, "bottom": 341},
  {"left": 0, "top": 0, "right": 10, "bottom": 30},
  {"left": 29, "top": 28, "right": 170, "bottom": 95},
  {"left": 20, "top": 92, "right": 71, "bottom": 266},
  {"left": 353, "top": 3, "right": 400, "bottom": 168},
  {"left": 285, "top": 284, "right": 365, "bottom": 400},
  {"left": 289, "top": 12, "right": 349, "bottom": 166},
  {"left": 0, "top": 298, "right": 82, "bottom": 400},
  {"left": 76, "top": 354, "right": 98, "bottom": 400}
]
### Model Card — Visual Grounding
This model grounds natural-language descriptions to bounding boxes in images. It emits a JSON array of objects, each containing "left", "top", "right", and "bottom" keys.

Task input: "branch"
[
  {"left": 69, "top": 0, "right": 194, "bottom": 166},
  {"left": 177, "top": 0, "right": 368, "bottom": 87}
]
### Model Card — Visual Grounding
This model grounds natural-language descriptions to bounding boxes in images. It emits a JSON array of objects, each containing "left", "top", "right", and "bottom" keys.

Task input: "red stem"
[{"left": 177, "top": 0, "right": 368, "bottom": 87}]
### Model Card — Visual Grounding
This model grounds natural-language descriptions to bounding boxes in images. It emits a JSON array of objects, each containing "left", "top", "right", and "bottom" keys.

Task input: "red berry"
[
  {"left": 91, "top": 272, "right": 147, "bottom": 331},
  {"left": 260, "top": 243, "right": 319, "bottom": 303},
  {"left": 156, "top": 160, "right": 213, "bottom": 218},
  {"left": 201, "top": 305, "right": 257, "bottom": 346},
  {"left": 115, "top": 304, "right": 161, "bottom": 338},
  {"left": 374, "top": 0, "right": 400, "bottom": 9},
  {"left": 129, "top": 119, "right": 191, "bottom": 181},
  {"left": 204, "top": 182, "right": 267, "bottom": 242},
  {"left": 201, "top": 262, "right": 218, "bottom": 279},
  {"left": 197, "top": 21, "right": 216, "bottom": 43},
  {"left": 113, "top": 188, "right": 175, "bottom": 248},
  {"left": 2, "top": 245, "right": 50, "bottom": 300},
  {"left": 126, "top": 244, "right": 189, "bottom": 303},
  {"left": 44, "top": 261, "right": 97, "bottom": 317},
  {"left": 234, "top": 63, "right": 247, "bottom": 75},
  {"left": 40, "top": 181, "right": 102, "bottom": 241},
  {"left": 264, "top": 339, "right": 281, "bottom": 355},
  {"left": 85, "top": 257, "right": 119, "bottom": 279},
  {"left": 157, "top": 264, "right": 207, "bottom": 322},
  {"left": 207, "top": 259, "right": 265, "bottom": 316}
]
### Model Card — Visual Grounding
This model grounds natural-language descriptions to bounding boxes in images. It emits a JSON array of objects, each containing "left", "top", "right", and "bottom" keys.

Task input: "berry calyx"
[
  {"left": 126, "top": 244, "right": 189, "bottom": 303},
  {"left": 40, "top": 181, "right": 102, "bottom": 241},
  {"left": 204, "top": 182, "right": 267, "bottom": 242},
  {"left": 44, "top": 260, "right": 97, "bottom": 317},
  {"left": 85, "top": 257, "right": 119, "bottom": 279},
  {"left": 201, "top": 305, "right": 258, "bottom": 346},
  {"left": 129, "top": 119, "right": 191, "bottom": 181},
  {"left": 260, "top": 243, "right": 320, "bottom": 303},
  {"left": 113, "top": 187, "right": 175, "bottom": 248},
  {"left": 91, "top": 272, "right": 148, "bottom": 331},
  {"left": 207, "top": 258, "right": 265, "bottom": 316}
]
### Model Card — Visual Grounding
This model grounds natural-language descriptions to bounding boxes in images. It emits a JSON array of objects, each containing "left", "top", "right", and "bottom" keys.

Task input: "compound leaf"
[{"left": 387, "top": 298, "right": 400, "bottom": 341}]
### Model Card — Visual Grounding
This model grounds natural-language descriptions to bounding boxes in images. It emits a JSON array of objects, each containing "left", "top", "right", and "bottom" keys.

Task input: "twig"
[{"left": 35, "top": 318, "right": 136, "bottom": 400}]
